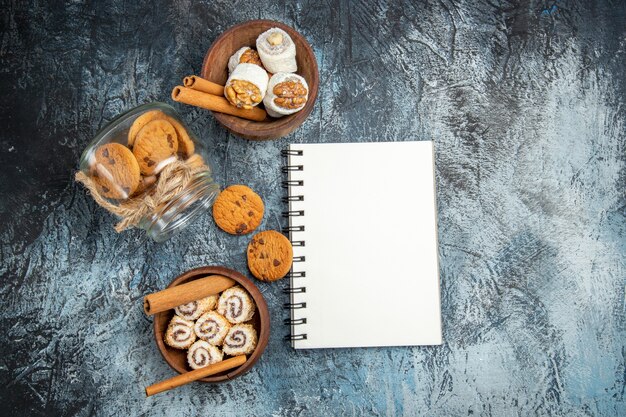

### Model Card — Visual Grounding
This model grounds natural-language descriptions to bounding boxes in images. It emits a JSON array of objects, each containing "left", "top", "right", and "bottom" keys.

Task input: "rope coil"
[{"left": 75, "top": 158, "right": 209, "bottom": 232}]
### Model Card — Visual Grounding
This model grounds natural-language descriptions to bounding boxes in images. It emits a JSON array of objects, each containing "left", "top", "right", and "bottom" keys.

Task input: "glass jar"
[{"left": 78, "top": 102, "right": 219, "bottom": 242}]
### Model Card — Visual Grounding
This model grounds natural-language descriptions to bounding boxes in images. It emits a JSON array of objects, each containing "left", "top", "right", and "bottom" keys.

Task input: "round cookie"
[
  {"left": 212, "top": 185, "right": 264, "bottom": 235},
  {"left": 91, "top": 142, "right": 140, "bottom": 200},
  {"left": 132, "top": 175, "right": 157, "bottom": 196},
  {"left": 132, "top": 119, "right": 179, "bottom": 175},
  {"left": 247, "top": 230, "right": 293, "bottom": 281},
  {"left": 185, "top": 153, "right": 207, "bottom": 170},
  {"left": 127, "top": 110, "right": 167, "bottom": 147},
  {"left": 165, "top": 115, "right": 195, "bottom": 157}
]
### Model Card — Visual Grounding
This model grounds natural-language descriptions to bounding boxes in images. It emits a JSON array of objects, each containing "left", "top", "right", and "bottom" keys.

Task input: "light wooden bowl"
[
  {"left": 153, "top": 266, "right": 270, "bottom": 383},
  {"left": 201, "top": 19, "right": 319, "bottom": 140}
]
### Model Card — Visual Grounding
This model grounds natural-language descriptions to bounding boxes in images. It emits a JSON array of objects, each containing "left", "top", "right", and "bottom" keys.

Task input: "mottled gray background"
[{"left": 1, "top": 0, "right": 624, "bottom": 416}]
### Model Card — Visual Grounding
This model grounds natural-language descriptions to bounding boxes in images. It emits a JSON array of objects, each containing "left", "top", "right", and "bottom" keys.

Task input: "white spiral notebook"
[{"left": 283, "top": 141, "right": 442, "bottom": 349}]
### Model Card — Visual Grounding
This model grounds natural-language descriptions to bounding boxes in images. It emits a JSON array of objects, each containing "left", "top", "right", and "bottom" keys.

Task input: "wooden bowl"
[
  {"left": 201, "top": 19, "right": 319, "bottom": 140},
  {"left": 153, "top": 266, "right": 270, "bottom": 383}
]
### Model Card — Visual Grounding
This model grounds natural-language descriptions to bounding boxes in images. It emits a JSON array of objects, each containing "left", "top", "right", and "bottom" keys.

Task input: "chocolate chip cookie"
[
  {"left": 212, "top": 185, "right": 264, "bottom": 235},
  {"left": 127, "top": 110, "right": 167, "bottom": 147},
  {"left": 132, "top": 175, "right": 157, "bottom": 196},
  {"left": 185, "top": 153, "right": 207, "bottom": 170},
  {"left": 91, "top": 142, "right": 141, "bottom": 200},
  {"left": 165, "top": 115, "right": 195, "bottom": 157},
  {"left": 132, "top": 119, "right": 178, "bottom": 175},
  {"left": 247, "top": 230, "right": 293, "bottom": 281}
]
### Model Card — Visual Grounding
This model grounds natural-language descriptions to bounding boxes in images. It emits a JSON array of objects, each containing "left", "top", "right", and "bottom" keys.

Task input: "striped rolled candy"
[
  {"left": 227, "top": 46, "right": 266, "bottom": 73},
  {"left": 174, "top": 295, "right": 217, "bottom": 321},
  {"left": 222, "top": 324, "right": 258, "bottom": 356},
  {"left": 217, "top": 286, "right": 256, "bottom": 324},
  {"left": 224, "top": 63, "right": 269, "bottom": 109},
  {"left": 164, "top": 316, "right": 196, "bottom": 349},
  {"left": 194, "top": 311, "right": 231, "bottom": 345},
  {"left": 256, "top": 28, "right": 297, "bottom": 74},
  {"left": 186, "top": 340, "right": 223, "bottom": 370},
  {"left": 263, "top": 72, "right": 308, "bottom": 118}
]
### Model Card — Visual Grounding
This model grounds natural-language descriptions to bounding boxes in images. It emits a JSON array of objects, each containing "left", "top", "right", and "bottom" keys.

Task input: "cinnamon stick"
[
  {"left": 143, "top": 275, "right": 235, "bottom": 315},
  {"left": 145, "top": 355, "right": 247, "bottom": 396},
  {"left": 171, "top": 86, "right": 267, "bottom": 122},
  {"left": 183, "top": 75, "right": 224, "bottom": 96}
]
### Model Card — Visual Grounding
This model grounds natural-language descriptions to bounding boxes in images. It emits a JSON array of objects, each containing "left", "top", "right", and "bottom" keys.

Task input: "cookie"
[
  {"left": 132, "top": 175, "right": 157, "bottom": 196},
  {"left": 247, "top": 230, "right": 293, "bottom": 281},
  {"left": 212, "top": 185, "right": 264, "bottom": 235},
  {"left": 165, "top": 115, "right": 195, "bottom": 157},
  {"left": 132, "top": 119, "right": 178, "bottom": 175},
  {"left": 185, "top": 153, "right": 207, "bottom": 170},
  {"left": 127, "top": 110, "right": 167, "bottom": 147},
  {"left": 91, "top": 142, "right": 140, "bottom": 200}
]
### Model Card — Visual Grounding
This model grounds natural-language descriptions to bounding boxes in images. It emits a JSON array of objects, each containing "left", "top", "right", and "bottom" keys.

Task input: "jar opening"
[{"left": 143, "top": 172, "right": 219, "bottom": 242}]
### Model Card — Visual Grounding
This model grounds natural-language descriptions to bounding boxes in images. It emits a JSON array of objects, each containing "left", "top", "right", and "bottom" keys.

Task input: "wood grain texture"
[{"left": 0, "top": 0, "right": 624, "bottom": 416}]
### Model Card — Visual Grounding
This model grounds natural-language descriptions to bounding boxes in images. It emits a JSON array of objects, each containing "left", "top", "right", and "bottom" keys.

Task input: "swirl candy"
[
  {"left": 186, "top": 340, "right": 223, "bottom": 370},
  {"left": 263, "top": 73, "right": 308, "bottom": 118},
  {"left": 256, "top": 27, "right": 297, "bottom": 74},
  {"left": 217, "top": 286, "right": 256, "bottom": 324},
  {"left": 174, "top": 295, "right": 217, "bottom": 321},
  {"left": 164, "top": 316, "right": 196, "bottom": 349},
  {"left": 222, "top": 324, "right": 258, "bottom": 356},
  {"left": 194, "top": 311, "right": 231, "bottom": 345}
]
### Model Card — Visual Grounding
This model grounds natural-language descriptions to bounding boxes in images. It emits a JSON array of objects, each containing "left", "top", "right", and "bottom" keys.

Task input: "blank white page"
[{"left": 286, "top": 141, "right": 442, "bottom": 349}]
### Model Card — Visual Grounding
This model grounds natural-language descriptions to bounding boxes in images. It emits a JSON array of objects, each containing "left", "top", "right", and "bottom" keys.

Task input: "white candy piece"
[
  {"left": 174, "top": 295, "right": 217, "bottom": 321},
  {"left": 228, "top": 46, "right": 251, "bottom": 73},
  {"left": 164, "top": 316, "right": 196, "bottom": 349},
  {"left": 217, "top": 286, "right": 256, "bottom": 324},
  {"left": 224, "top": 63, "right": 269, "bottom": 107},
  {"left": 222, "top": 324, "right": 258, "bottom": 356},
  {"left": 187, "top": 340, "right": 223, "bottom": 370},
  {"left": 263, "top": 73, "right": 309, "bottom": 118},
  {"left": 256, "top": 27, "right": 297, "bottom": 73},
  {"left": 194, "top": 311, "right": 231, "bottom": 345}
]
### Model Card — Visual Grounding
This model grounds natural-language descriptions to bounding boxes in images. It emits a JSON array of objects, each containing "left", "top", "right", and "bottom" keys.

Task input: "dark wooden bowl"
[
  {"left": 201, "top": 19, "right": 319, "bottom": 140},
  {"left": 153, "top": 266, "right": 270, "bottom": 383}
]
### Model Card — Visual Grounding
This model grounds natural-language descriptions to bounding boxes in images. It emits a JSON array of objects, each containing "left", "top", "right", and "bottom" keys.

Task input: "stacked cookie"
[
  {"left": 212, "top": 185, "right": 293, "bottom": 282},
  {"left": 164, "top": 286, "right": 258, "bottom": 370},
  {"left": 89, "top": 110, "right": 204, "bottom": 200}
]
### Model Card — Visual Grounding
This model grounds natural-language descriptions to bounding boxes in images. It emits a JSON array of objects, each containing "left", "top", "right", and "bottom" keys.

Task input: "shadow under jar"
[{"left": 78, "top": 102, "right": 219, "bottom": 242}]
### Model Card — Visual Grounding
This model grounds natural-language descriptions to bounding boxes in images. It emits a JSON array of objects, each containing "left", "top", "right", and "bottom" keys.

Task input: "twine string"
[{"left": 75, "top": 158, "right": 208, "bottom": 233}]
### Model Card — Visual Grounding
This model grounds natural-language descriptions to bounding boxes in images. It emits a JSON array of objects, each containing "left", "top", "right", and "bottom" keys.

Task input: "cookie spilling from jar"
[
  {"left": 88, "top": 110, "right": 206, "bottom": 200},
  {"left": 224, "top": 27, "right": 309, "bottom": 118}
]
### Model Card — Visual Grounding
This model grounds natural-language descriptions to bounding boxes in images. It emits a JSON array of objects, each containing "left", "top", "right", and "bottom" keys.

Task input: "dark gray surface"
[{"left": 1, "top": 1, "right": 625, "bottom": 416}]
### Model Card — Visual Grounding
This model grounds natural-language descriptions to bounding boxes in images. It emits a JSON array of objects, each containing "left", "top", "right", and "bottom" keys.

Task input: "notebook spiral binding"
[{"left": 282, "top": 148, "right": 307, "bottom": 342}]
